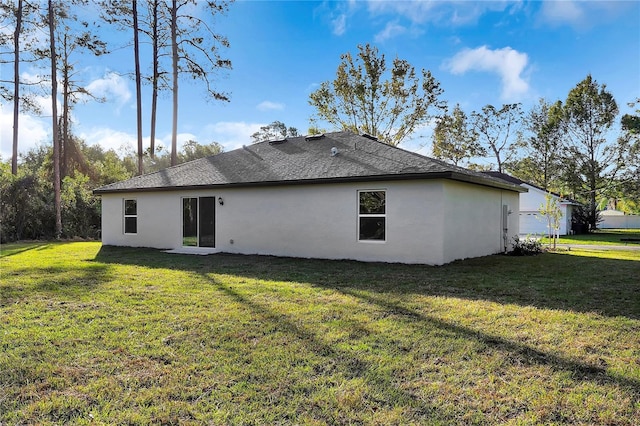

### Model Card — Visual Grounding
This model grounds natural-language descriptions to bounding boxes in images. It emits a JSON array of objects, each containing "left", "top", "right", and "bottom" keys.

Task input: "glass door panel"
[
  {"left": 199, "top": 197, "right": 215, "bottom": 248},
  {"left": 182, "top": 197, "right": 198, "bottom": 246}
]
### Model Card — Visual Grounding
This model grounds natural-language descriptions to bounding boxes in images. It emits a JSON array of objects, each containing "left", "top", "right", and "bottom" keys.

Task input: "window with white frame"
[
  {"left": 123, "top": 199, "right": 137, "bottom": 234},
  {"left": 358, "top": 190, "right": 386, "bottom": 241}
]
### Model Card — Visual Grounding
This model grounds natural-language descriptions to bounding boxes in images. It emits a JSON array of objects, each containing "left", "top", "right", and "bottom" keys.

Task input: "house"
[
  {"left": 482, "top": 172, "right": 579, "bottom": 236},
  {"left": 94, "top": 132, "right": 524, "bottom": 265}
]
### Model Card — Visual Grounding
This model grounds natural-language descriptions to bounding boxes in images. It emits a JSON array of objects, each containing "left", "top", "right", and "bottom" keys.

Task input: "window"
[
  {"left": 124, "top": 199, "right": 137, "bottom": 234},
  {"left": 358, "top": 190, "right": 385, "bottom": 241}
]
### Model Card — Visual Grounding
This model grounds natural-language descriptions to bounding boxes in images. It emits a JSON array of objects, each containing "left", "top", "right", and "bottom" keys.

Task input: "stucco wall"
[
  {"left": 442, "top": 181, "right": 520, "bottom": 262},
  {"left": 100, "top": 179, "right": 519, "bottom": 265},
  {"left": 101, "top": 191, "right": 182, "bottom": 248},
  {"left": 212, "top": 181, "right": 445, "bottom": 264}
]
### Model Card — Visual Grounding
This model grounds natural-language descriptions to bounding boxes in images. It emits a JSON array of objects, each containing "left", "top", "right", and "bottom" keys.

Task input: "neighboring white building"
[
  {"left": 600, "top": 210, "right": 640, "bottom": 229},
  {"left": 95, "top": 132, "right": 524, "bottom": 265},
  {"left": 483, "top": 172, "right": 579, "bottom": 236}
]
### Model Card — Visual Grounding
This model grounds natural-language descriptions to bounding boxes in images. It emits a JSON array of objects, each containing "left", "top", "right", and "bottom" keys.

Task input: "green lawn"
[
  {"left": 541, "top": 228, "right": 640, "bottom": 246},
  {"left": 1, "top": 242, "right": 639, "bottom": 425}
]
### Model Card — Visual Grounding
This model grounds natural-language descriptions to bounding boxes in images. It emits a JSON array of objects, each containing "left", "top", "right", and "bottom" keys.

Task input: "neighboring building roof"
[
  {"left": 95, "top": 132, "right": 526, "bottom": 194},
  {"left": 600, "top": 209, "right": 626, "bottom": 216},
  {"left": 482, "top": 171, "right": 580, "bottom": 205},
  {"left": 481, "top": 171, "right": 527, "bottom": 186}
]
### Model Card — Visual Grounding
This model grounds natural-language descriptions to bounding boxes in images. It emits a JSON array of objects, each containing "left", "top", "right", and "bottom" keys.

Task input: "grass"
[
  {"left": 1, "top": 242, "right": 639, "bottom": 425},
  {"left": 540, "top": 228, "right": 640, "bottom": 246}
]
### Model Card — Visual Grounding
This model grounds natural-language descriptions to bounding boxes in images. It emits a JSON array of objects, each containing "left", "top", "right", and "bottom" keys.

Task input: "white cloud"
[
  {"left": 367, "top": 1, "right": 437, "bottom": 24},
  {"left": 78, "top": 127, "right": 138, "bottom": 154},
  {"left": 202, "top": 121, "right": 266, "bottom": 151},
  {"left": 444, "top": 45, "right": 530, "bottom": 101},
  {"left": 539, "top": 0, "right": 584, "bottom": 27},
  {"left": 367, "top": 1, "right": 517, "bottom": 26},
  {"left": 85, "top": 72, "right": 131, "bottom": 110},
  {"left": 19, "top": 70, "right": 46, "bottom": 86},
  {"left": 374, "top": 21, "right": 407, "bottom": 43},
  {"left": 77, "top": 127, "right": 199, "bottom": 157},
  {"left": 315, "top": 0, "right": 358, "bottom": 36},
  {"left": 0, "top": 106, "right": 50, "bottom": 159},
  {"left": 332, "top": 13, "right": 347, "bottom": 36},
  {"left": 538, "top": 0, "right": 632, "bottom": 29},
  {"left": 256, "top": 101, "right": 284, "bottom": 111},
  {"left": 166, "top": 132, "right": 199, "bottom": 153}
]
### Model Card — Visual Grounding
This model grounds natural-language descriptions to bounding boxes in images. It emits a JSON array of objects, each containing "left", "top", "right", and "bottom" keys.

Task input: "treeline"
[
  {"left": 307, "top": 45, "right": 640, "bottom": 229},
  {"left": 430, "top": 82, "right": 640, "bottom": 228},
  {"left": 0, "top": 140, "right": 222, "bottom": 243},
  {"left": 1, "top": 0, "right": 232, "bottom": 239},
  {"left": 3, "top": 5, "right": 639, "bottom": 243}
]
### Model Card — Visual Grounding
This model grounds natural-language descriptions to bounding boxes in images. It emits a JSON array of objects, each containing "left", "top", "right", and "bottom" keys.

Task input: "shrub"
[
  {"left": 509, "top": 236, "right": 542, "bottom": 256},
  {"left": 571, "top": 205, "right": 601, "bottom": 234}
]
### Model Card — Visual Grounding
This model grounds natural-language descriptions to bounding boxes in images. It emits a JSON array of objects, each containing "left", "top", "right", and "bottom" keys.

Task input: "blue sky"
[{"left": 1, "top": 0, "right": 639, "bottom": 160}]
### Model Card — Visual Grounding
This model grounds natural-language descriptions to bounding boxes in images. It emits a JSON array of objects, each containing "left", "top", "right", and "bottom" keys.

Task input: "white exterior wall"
[
  {"left": 442, "top": 181, "right": 520, "bottom": 262},
  {"left": 101, "top": 191, "right": 182, "bottom": 248},
  {"left": 214, "top": 181, "right": 444, "bottom": 264},
  {"left": 100, "top": 179, "right": 520, "bottom": 265},
  {"left": 518, "top": 184, "right": 573, "bottom": 235},
  {"left": 600, "top": 213, "right": 640, "bottom": 229}
]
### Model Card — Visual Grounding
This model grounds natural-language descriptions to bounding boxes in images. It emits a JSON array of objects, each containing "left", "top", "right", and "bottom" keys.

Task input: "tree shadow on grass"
[
  {"left": 198, "top": 273, "right": 452, "bottom": 422},
  {"left": 0, "top": 262, "right": 113, "bottom": 307},
  {"left": 93, "top": 246, "right": 640, "bottom": 400},
  {"left": 195, "top": 259, "right": 640, "bottom": 422},
  {"left": 0, "top": 242, "right": 52, "bottom": 258},
  {"left": 94, "top": 245, "right": 640, "bottom": 320}
]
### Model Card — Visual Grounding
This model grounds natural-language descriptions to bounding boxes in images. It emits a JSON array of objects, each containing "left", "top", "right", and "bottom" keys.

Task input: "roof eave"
[
  {"left": 94, "top": 171, "right": 525, "bottom": 195},
  {"left": 448, "top": 172, "right": 528, "bottom": 193}
]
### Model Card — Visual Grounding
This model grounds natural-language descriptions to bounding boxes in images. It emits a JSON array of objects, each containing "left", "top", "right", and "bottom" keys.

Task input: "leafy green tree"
[
  {"left": 431, "top": 104, "right": 480, "bottom": 167},
  {"left": 179, "top": 140, "right": 223, "bottom": 162},
  {"left": 538, "top": 192, "right": 562, "bottom": 249},
  {"left": 0, "top": 160, "right": 55, "bottom": 242},
  {"left": 616, "top": 98, "right": 640, "bottom": 213},
  {"left": 309, "top": 43, "right": 445, "bottom": 146},
  {"left": 621, "top": 98, "right": 640, "bottom": 136},
  {"left": 562, "top": 74, "right": 621, "bottom": 230},
  {"left": 471, "top": 103, "right": 522, "bottom": 173},
  {"left": 251, "top": 121, "right": 299, "bottom": 143},
  {"left": 508, "top": 99, "right": 564, "bottom": 190},
  {"left": 120, "top": 140, "right": 224, "bottom": 173},
  {"left": 61, "top": 173, "right": 101, "bottom": 238}
]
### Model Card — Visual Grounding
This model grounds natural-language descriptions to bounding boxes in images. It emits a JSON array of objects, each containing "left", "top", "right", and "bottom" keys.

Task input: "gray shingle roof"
[{"left": 94, "top": 132, "right": 525, "bottom": 194}]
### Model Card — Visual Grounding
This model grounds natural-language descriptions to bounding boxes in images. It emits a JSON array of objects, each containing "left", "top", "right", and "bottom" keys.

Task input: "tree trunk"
[
  {"left": 61, "top": 34, "right": 69, "bottom": 179},
  {"left": 170, "top": 0, "right": 178, "bottom": 167},
  {"left": 133, "top": 0, "right": 143, "bottom": 175},
  {"left": 149, "top": 0, "right": 159, "bottom": 159},
  {"left": 48, "top": 0, "right": 62, "bottom": 239},
  {"left": 12, "top": 0, "right": 22, "bottom": 175},
  {"left": 589, "top": 162, "right": 597, "bottom": 231}
]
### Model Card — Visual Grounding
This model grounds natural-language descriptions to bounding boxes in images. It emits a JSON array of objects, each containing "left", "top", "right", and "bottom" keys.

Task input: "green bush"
[
  {"left": 509, "top": 236, "right": 542, "bottom": 256},
  {"left": 0, "top": 169, "right": 55, "bottom": 242},
  {"left": 61, "top": 174, "right": 101, "bottom": 239}
]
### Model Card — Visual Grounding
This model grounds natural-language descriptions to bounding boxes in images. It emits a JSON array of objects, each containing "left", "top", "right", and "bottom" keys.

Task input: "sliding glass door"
[{"left": 182, "top": 197, "right": 215, "bottom": 248}]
